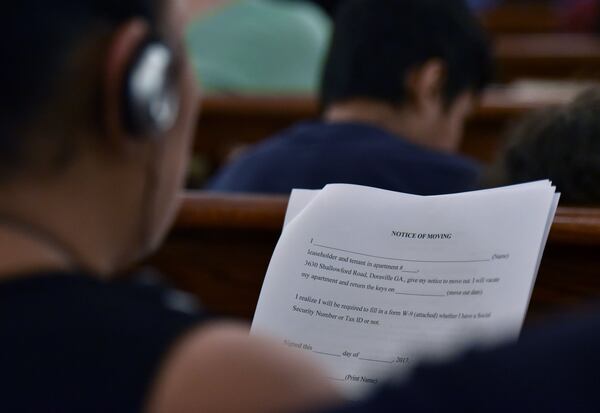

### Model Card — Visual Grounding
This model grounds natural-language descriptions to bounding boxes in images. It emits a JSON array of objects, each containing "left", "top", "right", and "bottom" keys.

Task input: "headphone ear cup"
[{"left": 122, "top": 40, "right": 180, "bottom": 137}]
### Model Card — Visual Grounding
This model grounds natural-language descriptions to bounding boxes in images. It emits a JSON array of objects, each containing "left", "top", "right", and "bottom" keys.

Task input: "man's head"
[
  {"left": 488, "top": 88, "right": 600, "bottom": 205},
  {"left": 0, "top": 0, "right": 199, "bottom": 274},
  {"left": 320, "top": 0, "right": 493, "bottom": 151}
]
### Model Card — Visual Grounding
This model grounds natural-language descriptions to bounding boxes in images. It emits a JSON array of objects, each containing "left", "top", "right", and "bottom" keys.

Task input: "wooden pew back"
[
  {"left": 496, "top": 34, "right": 600, "bottom": 82},
  {"left": 196, "top": 96, "right": 317, "bottom": 172},
  {"left": 147, "top": 193, "right": 600, "bottom": 325},
  {"left": 194, "top": 87, "right": 575, "bottom": 176},
  {"left": 480, "top": 4, "right": 563, "bottom": 35}
]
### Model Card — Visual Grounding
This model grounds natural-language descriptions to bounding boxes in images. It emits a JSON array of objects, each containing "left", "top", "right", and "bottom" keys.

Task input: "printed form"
[{"left": 251, "top": 182, "right": 559, "bottom": 398}]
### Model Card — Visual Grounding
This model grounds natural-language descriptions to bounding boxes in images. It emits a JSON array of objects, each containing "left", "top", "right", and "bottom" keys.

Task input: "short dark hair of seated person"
[
  {"left": 303, "top": 0, "right": 345, "bottom": 16},
  {"left": 483, "top": 88, "right": 600, "bottom": 205},
  {"left": 206, "top": 0, "right": 493, "bottom": 195},
  {"left": 0, "top": 2, "right": 339, "bottom": 413}
]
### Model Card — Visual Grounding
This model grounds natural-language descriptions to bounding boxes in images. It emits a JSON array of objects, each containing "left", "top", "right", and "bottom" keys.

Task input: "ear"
[
  {"left": 405, "top": 59, "right": 446, "bottom": 111},
  {"left": 103, "top": 19, "right": 152, "bottom": 149}
]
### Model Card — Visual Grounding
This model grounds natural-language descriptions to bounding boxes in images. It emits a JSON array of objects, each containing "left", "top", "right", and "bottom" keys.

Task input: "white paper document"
[{"left": 251, "top": 182, "right": 559, "bottom": 399}]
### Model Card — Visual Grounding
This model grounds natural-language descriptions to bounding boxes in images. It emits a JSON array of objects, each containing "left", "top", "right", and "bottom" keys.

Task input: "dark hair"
[
  {"left": 319, "top": 0, "right": 493, "bottom": 110},
  {"left": 0, "top": 1, "right": 163, "bottom": 174},
  {"left": 304, "top": 0, "right": 345, "bottom": 17},
  {"left": 486, "top": 88, "right": 600, "bottom": 205}
]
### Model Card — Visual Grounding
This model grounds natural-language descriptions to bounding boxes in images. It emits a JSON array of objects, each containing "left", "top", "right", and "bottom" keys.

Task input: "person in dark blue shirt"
[{"left": 207, "top": 0, "right": 493, "bottom": 195}]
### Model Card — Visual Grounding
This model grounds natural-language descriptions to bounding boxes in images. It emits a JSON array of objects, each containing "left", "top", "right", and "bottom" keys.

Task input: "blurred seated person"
[
  {"left": 186, "top": 0, "right": 331, "bottom": 94},
  {"left": 0, "top": 1, "right": 339, "bottom": 412},
  {"left": 484, "top": 88, "right": 600, "bottom": 205},
  {"left": 207, "top": 0, "right": 493, "bottom": 195}
]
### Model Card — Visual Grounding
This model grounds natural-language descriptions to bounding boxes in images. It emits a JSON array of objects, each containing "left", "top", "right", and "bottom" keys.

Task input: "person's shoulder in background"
[
  {"left": 321, "top": 307, "right": 600, "bottom": 413},
  {"left": 186, "top": 0, "right": 332, "bottom": 94},
  {"left": 204, "top": 121, "right": 329, "bottom": 194},
  {"left": 205, "top": 121, "right": 481, "bottom": 195}
]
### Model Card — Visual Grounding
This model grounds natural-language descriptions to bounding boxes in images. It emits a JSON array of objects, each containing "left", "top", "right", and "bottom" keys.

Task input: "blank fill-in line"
[
  {"left": 402, "top": 270, "right": 420, "bottom": 274},
  {"left": 327, "top": 377, "right": 346, "bottom": 382},
  {"left": 396, "top": 292, "right": 446, "bottom": 297},
  {"left": 313, "top": 242, "right": 490, "bottom": 264},
  {"left": 359, "top": 357, "right": 393, "bottom": 364},
  {"left": 313, "top": 350, "right": 342, "bottom": 358}
]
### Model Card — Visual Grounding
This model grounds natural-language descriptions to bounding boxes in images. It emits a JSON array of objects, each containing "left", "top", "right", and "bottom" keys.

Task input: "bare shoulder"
[{"left": 147, "top": 322, "right": 342, "bottom": 413}]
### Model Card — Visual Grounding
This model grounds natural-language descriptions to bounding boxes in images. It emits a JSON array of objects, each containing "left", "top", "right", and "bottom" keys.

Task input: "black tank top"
[{"left": 0, "top": 271, "right": 211, "bottom": 412}]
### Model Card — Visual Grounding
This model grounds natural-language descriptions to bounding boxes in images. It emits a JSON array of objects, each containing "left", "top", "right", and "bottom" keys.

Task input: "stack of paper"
[{"left": 252, "top": 182, "right": 559, "bottom": 398}]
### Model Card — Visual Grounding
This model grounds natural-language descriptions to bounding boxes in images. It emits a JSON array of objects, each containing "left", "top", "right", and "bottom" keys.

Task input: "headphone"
[{"left": 122, "top": 38, "right": 181, "bottom": 137}]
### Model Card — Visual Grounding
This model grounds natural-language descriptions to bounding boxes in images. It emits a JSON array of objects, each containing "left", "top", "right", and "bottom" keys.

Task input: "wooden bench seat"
[{"left": 146, "top": 192, "right": 600, "bottom": 325}]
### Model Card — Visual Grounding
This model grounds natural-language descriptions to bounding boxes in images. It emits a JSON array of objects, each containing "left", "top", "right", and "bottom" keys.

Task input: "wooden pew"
[
  {"left": 194, "top": 86, "right": 576, "bottom": 177},
  {"left": 147, "top": 192, "right": 600, "bottom": 325},
  {"left": 496, "top": 34, "right": 600, "bottom": 82},
  {"left": 480, "top": 4, "right": 563, "bottom": 35},
  {"left": 195, "top": 95, "right": 317, "bottom": 172}
]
